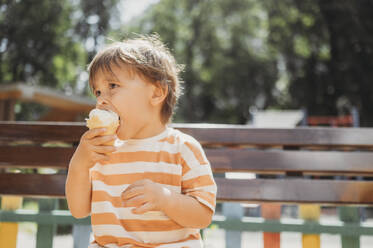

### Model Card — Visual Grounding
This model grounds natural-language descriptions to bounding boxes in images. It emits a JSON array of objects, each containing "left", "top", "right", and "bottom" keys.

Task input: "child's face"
[{"left": 91, "top": 64, "right": 158, "bottom": 140}]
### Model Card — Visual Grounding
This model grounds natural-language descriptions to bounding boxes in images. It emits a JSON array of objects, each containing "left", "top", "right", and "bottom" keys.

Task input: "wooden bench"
[{"left": 1, "top": 121, "right": 373, "bottom": 247}]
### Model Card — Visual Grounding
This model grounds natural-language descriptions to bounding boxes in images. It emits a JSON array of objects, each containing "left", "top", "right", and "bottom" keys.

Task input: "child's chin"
[{"left": 116, "top": 126, "right": 131, "bottom": 140}]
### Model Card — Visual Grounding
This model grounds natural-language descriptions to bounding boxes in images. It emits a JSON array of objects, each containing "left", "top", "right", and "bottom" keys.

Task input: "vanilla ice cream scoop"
[{"left": 86, "top": 109, "right": 119, "bottom": 145}]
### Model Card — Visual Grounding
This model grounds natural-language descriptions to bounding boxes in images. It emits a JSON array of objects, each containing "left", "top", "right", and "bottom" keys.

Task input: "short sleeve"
[{"left": 180, "top": 139, "right": 217, "bottom": 213}]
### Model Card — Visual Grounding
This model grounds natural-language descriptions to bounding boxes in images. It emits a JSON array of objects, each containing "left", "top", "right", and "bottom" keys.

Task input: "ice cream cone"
[{"left": 86, "top": 109, "right": 119, "bottom": 146}]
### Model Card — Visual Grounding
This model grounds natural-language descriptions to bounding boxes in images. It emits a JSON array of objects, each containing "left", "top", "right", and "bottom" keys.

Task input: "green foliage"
[
  {"left": 2, "top": 0, "right": 373, "bottom": 125},
  {"left": 118, "top": 0, "right": 278, "bottom": 124},
  {"left": 0, "top": 0, "right": 118, "bottom": 120},
  {"left": 117, "top": 0, "right": 373, "bottom": 126},
  {"left": 264, "top": 0, "right": 373, "bottom": 126}
]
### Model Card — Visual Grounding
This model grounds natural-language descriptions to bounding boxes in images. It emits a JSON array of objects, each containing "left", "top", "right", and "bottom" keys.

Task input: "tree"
[
  {"left": 0, "top": 0, "right": 119, "bottom": 120},
  {"left": 118, "top": 0, "right": 278, "bottom": 124},
  {"left": 121, "top": 0, "right": 373, "bottom": 126},
  {"left": 4, "top": 0, "right": 373, "bottom": 125},
  {"left": 264, "top": 0, "right": 373, "bottom": 126},
  {"left": 318, "top": 0, "right": 373, "bottom": 126}
]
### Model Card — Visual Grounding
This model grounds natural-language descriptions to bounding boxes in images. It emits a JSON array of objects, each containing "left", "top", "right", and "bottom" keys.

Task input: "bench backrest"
[{"left": 1, "top": 121, "right": 373, "bottom": 205}]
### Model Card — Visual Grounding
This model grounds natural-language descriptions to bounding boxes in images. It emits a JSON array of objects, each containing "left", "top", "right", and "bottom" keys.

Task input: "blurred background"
[
  {"left": 1, "top": 1, "right": 373, "bottom": 247},
  {"left": 1, "top": 0, "right": 373, "bottom": 126}
]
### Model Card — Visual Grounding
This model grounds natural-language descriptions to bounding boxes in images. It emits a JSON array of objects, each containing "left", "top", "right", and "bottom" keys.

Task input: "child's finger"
[
  {"left": 84, "top": 128, "right": 107, "bottom": 139},
  {"left": 123, "top": 180, "right": 147, "bottom": 194},
  {"left": 122, "top": 186, "right": 143, "bottom": 200},
  {"left": 92, "top": 145, "right": 116, "bottom": 154},
  {"left": 92, "top": 153, "right": 110, "bottom": 163},
  {"left": 123, "top": 195, "right": 145, "bottom": 207},
  {"left": 126, "top": 179, "right": 152, "bottom": 190},
  {"left": 91, "top": 134, "right": 116, "bottom": 145},
  {"left": 132, "top": 202, "right": 154, "bottom": 214}
]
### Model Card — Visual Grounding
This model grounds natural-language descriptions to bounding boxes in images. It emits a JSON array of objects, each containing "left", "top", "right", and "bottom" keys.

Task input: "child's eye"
[
  {"left": 94, "top": 90, "right": 101, "bottom": 97},
  {"left": 109, "top": 83, "right": 118, "bottom": 89}
]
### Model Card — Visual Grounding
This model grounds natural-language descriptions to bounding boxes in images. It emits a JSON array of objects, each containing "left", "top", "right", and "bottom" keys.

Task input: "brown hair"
[{"left": 88, "top": 34, "right": 183, "bottom": 124}]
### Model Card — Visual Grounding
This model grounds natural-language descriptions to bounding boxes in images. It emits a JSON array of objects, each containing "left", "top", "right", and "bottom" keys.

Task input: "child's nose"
[{"left": 96, "top": 95, "right": 109, "bottom": 108}]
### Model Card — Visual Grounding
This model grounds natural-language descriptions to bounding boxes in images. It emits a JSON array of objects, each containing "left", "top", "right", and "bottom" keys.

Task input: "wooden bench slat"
[
  {"left": 2, "top": 121, "right": 373, "bottom": 147},
  {"left": 207, "top": 149, "right": 373, "bottom": 175},
  {"left": 2, "top": 146, "right": 373, "bottom": 176},
  {"left": 0, "top": 173, "right": 66, "bottom": 197},
  {"left": 2, "top": 174, "right": 373, "bottom": 205},
  {"left": 0, "top": 122, "right": 86, "bottom": 142},
  {"left": 175, "top": 124, "right": 373, "bottom": 147},
  {"left": 216, "top": 177, "right": 373, "bottom": 205},
  {"left": 0, "top": 146, "right": 73, "bottom": 168}
]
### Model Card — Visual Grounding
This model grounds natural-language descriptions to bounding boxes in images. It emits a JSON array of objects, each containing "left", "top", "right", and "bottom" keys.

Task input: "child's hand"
[
  {"left": 72, "top": 128, "right": 117, "bottom": 168},
  {"left": 121, "top": 179, "right": 172, "bottom": 214}
]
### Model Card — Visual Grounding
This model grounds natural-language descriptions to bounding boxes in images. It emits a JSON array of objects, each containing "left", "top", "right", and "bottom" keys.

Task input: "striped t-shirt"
[{"left": 89, "top": 127, "right": 217, "bottom": 248}]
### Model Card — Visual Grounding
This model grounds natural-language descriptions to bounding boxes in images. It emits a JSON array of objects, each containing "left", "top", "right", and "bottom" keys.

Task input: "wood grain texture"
[
  {"left": 207, "top": 148, "right": 373, "bottom": 175},
  {"left": 215, "top": 178, "right": 373, "bottom": 205},
  {"left": 2, "top": 121, "right": 373, "bottom": 147},
  {"left": 2, "top": 122, "right": 373, "bottom": 206},
  {"left": 0, "top": 146, "right": 74, "bottom": 168},
  {"left": 2, "top": 146, "right": 373, "bottom": 177},
  {"left": 0, "top": 174, "right": 66, "bottom": 197},
  {"left": 2, "top": 174, "right": 373, "bottom": 205},
  {"left": 0, "top": 121, "right": 86, "bottom": 142}
]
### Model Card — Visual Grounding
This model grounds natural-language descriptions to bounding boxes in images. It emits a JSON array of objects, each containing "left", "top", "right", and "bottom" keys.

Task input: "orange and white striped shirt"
[{"left": 89, "top": 127, "right": 217, "bottom": 248}]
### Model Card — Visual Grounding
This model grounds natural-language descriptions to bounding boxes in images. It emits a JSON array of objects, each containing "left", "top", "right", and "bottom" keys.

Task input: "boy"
[{"left": 65, "top": 35, "right": 217, "bottom": 248}]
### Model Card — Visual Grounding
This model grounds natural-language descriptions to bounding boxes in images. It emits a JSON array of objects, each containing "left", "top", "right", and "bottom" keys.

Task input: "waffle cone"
[{"left": 86, "top": 115, "right": 119, "bottom": 146}]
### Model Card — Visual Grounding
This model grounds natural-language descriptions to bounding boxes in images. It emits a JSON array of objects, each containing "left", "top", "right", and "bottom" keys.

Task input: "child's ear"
[{"left": 150, "top": 82, "right": 168, "bottom": 106}]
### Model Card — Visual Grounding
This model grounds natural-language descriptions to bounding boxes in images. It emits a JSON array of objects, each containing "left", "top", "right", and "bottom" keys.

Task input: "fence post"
[
  {"left": 339, "top": 206, "right": 360, "bottom": 248},
  {"left": 261, "top": 203, "right": 281, "bottom": 248},
  {"left": 299, "top": 204, "right": 321, "bottom": 248},
  {"left": 73, "top": 224, "right": 91, "bottom": 248},
  {"left": 222, "top": 202, "right": 243, "bottom": 247},
  {"left": 0, "top": 196, "right": 23, "bottom": 248},
  {"left": 36, "top": 199, "right": 58, "bottom": 248}
]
